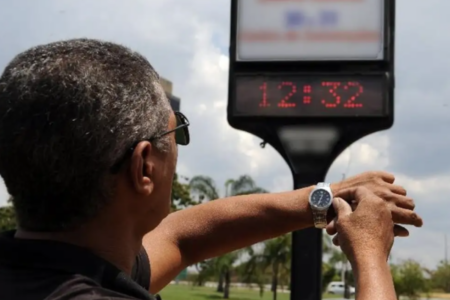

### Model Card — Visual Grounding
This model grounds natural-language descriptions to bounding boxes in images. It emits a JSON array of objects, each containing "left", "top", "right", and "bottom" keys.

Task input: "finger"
[
  {"left": 326, "top": 218, "right": 337, "bottom": 235},
  {"left": 350, "top": 192, "right": 415, "bottom": 211},
  {"left": 332, "top": 234, "right": 340, "bottom": 246},
  {"left": 333, "top": 197, "right": 353, "bottom": 218},
  {"left": 390, "top": 195, "right": 415, "bottom": 210},
  {"left": 394, "top": 224, "right": 409, "bottom": 237},
  {"left": 373, "top": 171, "right": 395, "bottom": 184},
  {"left": 389, "top": 184, "right": 407, "bottom": 196},
  {"left": 391, "top": 206, "right": 423, "bottom": 227},
  {"left": 334, "top": 187, "right": 371, "bottom": 204}
]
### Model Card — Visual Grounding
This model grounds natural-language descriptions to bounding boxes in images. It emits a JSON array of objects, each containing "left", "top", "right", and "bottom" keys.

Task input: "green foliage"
[
  {"left": 240, "top": 234, "right": 291, "bottom": 300},
  {"left": 322, "top": 262, "right": 337, "bottom": 293},
  {"left": 225, "top": 175, "right": 268, "bottom": 197},
  {"left": 190, "top": 175, "right": 267, "bottom": 299},
  {"left": 391, "top": 259, "right": 429, "bottom": 300},
  {"left": 172, "top": 173, "right": 197, "bottom": 211},
  {"left": 0, "top": 197, "right": 16, "bottom": 231},
  {"left": 192, "top": 260, "right": 219, "bottom": 287},
  {"left": 429, "top": 261, "right": 450, "bottom": 293},
  {"left": 189, "top": 176, "right": 220, "bottom": 201}
]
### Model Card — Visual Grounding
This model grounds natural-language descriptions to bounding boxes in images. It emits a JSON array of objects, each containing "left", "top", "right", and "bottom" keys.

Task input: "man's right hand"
[{"left": 327, "top": 187, "right": 395, "bottom": 266}]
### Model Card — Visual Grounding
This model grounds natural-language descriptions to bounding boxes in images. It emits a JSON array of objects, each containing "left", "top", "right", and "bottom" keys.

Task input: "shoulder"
[{"left": 46, "top": 274, "right": 138, "bottom": 300}]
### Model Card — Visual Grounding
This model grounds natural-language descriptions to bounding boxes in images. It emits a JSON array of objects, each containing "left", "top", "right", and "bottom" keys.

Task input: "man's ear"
[{"left": 129, "top": 141, "right": 155, "bottom": 196}]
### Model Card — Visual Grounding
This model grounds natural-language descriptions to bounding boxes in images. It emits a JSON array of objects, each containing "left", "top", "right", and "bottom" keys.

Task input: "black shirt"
[{"left": 0, "top": 231, "right": 160, "bottom": 300}]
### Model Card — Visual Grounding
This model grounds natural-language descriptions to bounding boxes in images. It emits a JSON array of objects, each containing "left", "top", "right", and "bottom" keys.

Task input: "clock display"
[{"left": 233, "top": 75, "right": 387, "bottom": 117}]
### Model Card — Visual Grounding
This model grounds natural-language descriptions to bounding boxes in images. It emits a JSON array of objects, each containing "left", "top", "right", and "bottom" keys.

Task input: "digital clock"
[{"left": 233, "top": 75, "right": 387, "bottom": 117}]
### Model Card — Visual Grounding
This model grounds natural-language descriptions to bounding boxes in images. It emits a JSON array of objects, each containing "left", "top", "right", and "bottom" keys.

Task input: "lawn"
[{"left": 159, "top": 284, "right": 342, "bottom": 300}]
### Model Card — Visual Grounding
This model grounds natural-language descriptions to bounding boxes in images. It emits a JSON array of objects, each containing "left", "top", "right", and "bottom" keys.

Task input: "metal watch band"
[
  {"left": 312, "top": 210, "right": 327, "bottom": 229},
  {"left": 312, "top": 182, "right": 330, "bottom": 229}
]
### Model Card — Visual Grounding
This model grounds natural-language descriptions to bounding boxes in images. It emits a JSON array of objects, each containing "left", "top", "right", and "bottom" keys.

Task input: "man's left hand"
[{"left": 327, "top": 171, "right": 423, "bottom": 237}]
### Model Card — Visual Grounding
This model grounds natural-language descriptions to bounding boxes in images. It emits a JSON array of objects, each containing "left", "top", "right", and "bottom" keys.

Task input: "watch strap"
[
  {"left": 312, "top": 210, "right": 327, "bottom": 229},
  {"left": 311, "top": 182, "right": 330, "bottom": 229}
]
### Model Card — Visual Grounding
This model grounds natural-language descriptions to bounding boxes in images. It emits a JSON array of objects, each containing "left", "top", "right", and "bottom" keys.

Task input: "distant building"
[{"left": 160, "top": 77, "right": 180, "bottom": 111}]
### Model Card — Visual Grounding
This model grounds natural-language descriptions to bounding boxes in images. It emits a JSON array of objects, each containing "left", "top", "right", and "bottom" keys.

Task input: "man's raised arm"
[{"left": 143, "top": 171, "right": 422, "bottom": 293}]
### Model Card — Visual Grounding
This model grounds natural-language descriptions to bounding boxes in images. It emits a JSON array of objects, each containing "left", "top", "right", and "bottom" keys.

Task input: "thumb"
[{"left": 333, "top": 197, "right": 352, "bottom": 218}]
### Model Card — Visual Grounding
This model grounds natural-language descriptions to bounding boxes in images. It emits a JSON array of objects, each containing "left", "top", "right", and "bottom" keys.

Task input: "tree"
[
  {"left": 190, "top": 175, "right": 267, "bottom": 299},
  {"left": 237, "top": 254, "right": 267, "bottom": 298},
  {"left": 192, "top": 260, "right": 215, "bottom": 287},
  {"left": 171, "top": 173, "right": 197, "bottom": 211},
  {"left": 429, "top": 260, "right": 450, "bottom": 292},
  {"left": 215, "top": 252, "right": 241, "bottom": 299},
  {"left": 0, "top": 197, "right": 16, "bottom": 231},
  {"left": 391, "top": 259, "right": 429, "bottom": 300},
  {"left": 322, "top": 262, "right": 337, "bottom": 293},
  {"left": 322, "top": 234, "right": 337, "bottom": 293},
  {"left": 264, "top": 235, "right": 291, "bottom": 300},
  {"left": 323, "top": 233, "right": 355, "bottom": 298},
  {"left": 329, "top": 250, "right": 352, "bottom": 298},
  {"left": 241, "top": 234, "right": 291, "bottom": 300}
]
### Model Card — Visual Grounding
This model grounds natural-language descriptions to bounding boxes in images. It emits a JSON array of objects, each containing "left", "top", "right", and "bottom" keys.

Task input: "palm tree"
[
  {"left": 190, "top": 175, "right": 267, "bottom": 299},
  {"left": 239, "top": 232, "right": 335, "bottom": 299},
  {"left": 238, "top": 255, "right": 267, "bottom": 298},
  {"left": 265, "top": 234, "right": 291, "bottom": 300},
  {"left": 241, "top": 234, "right": 291, "bottom": 300},
  {"left": 329, "top": 250, "right": 351, "bottom": 298}
]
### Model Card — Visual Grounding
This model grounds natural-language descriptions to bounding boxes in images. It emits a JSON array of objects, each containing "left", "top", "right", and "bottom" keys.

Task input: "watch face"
[{"left": 310, "top": 189, "right": 332, "bottom": 209}]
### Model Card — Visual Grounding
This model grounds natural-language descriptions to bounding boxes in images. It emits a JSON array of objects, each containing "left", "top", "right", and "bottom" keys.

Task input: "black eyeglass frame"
[
  {"left": 151, "top": 111, "right": 190, "bottom": 146},
  {"left": 110, "top": 111, "right": 190, "bottom": 173}
]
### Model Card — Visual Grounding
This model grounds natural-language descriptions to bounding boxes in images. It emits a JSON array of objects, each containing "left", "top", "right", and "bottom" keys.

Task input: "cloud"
[{"left": 0, "top": 0, "right": 449, "bottom": 269}]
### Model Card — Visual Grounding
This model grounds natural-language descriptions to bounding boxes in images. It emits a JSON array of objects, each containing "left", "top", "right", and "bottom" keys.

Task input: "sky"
[{"left": 0, "top": 0, "right": 449, "bottom": 269}]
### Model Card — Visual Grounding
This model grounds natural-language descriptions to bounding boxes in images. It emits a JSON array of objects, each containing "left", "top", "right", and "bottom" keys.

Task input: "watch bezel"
[{"left": 309, "top": 186, "right": 333, "bottom": 211}]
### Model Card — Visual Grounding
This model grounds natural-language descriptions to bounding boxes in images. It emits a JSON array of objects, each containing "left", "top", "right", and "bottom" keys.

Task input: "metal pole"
[
  {"left": 445, "top": 234, "right": 448, "bottom": 265},
  {"left": 291, "top": 180, "right": 323, "bottom": 300}
]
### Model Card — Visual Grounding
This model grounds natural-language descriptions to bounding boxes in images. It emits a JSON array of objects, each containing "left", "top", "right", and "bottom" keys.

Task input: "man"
[{"left": 0, "top": 39, "right": 422, "bottom": 300}]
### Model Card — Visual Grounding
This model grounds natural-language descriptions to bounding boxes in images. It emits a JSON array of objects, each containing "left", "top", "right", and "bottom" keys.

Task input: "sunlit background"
[{"left": 0, "top": 0, "right": 449, "bottom": 271}]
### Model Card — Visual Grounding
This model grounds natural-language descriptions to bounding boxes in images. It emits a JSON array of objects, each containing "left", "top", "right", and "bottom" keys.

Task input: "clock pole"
[{"left": 227, "top": 1, "right": 395, "bottom": 299}]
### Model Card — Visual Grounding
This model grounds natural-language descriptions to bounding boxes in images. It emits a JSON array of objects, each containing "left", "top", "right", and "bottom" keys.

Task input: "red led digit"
[
  {"left": 321, "top": 81, "right": 341, "bottom": 108},
  {"left": 259, "top": 82, "right": 270, "bottom": 107},
  {"left": 277, "top": 82, "right": 297, "bottom": 108},
  {"left": 303, "top": 85, "right": 312, "bottom": 104},
  {"left": 343, "top": 82, "right": 363, "bottom": 108}
]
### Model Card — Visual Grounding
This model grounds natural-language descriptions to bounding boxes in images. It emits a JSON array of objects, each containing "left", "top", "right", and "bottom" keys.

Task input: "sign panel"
[
  {"left": 236, "top": 0, "right": 385, "bottom": 61},
  {"left": 234, "top": 74, "right": 387, "bottom": 117}
]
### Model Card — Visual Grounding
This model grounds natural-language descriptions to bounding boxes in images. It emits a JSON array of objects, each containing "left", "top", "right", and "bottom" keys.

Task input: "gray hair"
[{"left": 0, "top": 38, "right": 172, "bottom": 231}]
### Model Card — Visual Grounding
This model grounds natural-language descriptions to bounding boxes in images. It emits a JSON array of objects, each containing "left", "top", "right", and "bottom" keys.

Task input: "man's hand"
[
  {"left": 329, "top": 171, "right": 423, "bottom": 237},
  {"left": 328, "top": 187, "right": 394, "bottom": 266}
]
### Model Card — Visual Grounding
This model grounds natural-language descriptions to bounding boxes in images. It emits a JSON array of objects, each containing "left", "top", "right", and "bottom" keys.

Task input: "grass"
[
  {"left": 425, "top": 293, "right": 450, "bottom": 299},
  {"left": 158, "top": 285, "right": 450, "bottom": 300},
  {"left": 159, "top": 284, "right": 342, "bottom": 300}
]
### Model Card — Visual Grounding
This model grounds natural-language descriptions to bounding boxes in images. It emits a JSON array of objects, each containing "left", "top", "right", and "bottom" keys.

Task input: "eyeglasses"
[
  {"left": 150, "top": 111, "right": 190, "bottom": 146},
  {"left": 110, "top": 111, "right": 190, "bottom": 173}
]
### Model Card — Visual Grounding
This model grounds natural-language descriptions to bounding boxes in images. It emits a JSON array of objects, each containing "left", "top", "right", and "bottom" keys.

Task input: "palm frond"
[
  {"left": 189, "top": 176, "right": 220, "bottom": 200},
  {"left": 231, "top": 175, "right": 257, "bottom": 195}
]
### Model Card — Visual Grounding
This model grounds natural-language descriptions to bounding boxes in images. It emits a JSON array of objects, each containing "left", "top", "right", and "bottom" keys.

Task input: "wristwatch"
[{"left": 309, "top": 182, "right": 333, "bottom": 229}]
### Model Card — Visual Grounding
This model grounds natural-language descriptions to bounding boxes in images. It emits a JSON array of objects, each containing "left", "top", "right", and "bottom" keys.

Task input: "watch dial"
[{"left": 310, "top": 189, "right": 332, "bottom": 208}]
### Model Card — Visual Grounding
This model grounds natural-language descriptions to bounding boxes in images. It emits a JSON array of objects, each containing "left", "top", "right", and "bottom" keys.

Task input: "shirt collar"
[{"left": 0, "top": 230, "right": 157, "bottom": 299}]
